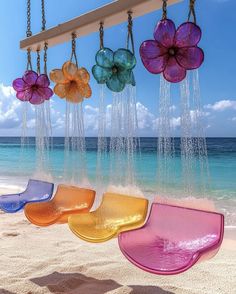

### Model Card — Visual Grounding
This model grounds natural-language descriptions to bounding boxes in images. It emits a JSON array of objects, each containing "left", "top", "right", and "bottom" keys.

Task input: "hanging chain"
[
  {"left": 99, "top": 22, "right": 104, "bottom": 49},
  {"left": 44, "top": 42, "right": 48, "bottom": 74},
  {"left": 162, "top": 0, "right": 168, "bottom": 20},
  {"left": 37, "top": 49, "right": 41, "bottom": 74},
  {"left": 127, "top": 11, "right": 135, "bottom": 54},
  {"left": 26, "top": 0, "right": 32, "bottom": 71},
  {"left": 26, "top": 0, "right": 32, "bottom": 37},
  {"left": 27, "top": 48, "right": 32, "bottom": 71},
  {"left": 41, "top": 0, "right": 46, "bottom": 31},
  {"left": 188, "top": 0, "right": 197, "bottom": 23},
  {"left": 70, "top": 33, "right": 78, "bottom": 67},
  {"left": 41, "top": 0, "right": 48, "bottom": 74}
]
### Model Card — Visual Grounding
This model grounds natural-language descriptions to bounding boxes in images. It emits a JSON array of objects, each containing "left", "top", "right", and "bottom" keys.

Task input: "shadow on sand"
[
  {"left": 0, "top": 290, "right": 16, "bottom": 294},
  {"left": 31, "top": 271, "right": 174, "bottom": 294}
]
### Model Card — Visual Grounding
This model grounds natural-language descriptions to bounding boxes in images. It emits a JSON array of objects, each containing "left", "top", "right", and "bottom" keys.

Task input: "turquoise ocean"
[{"left": 0, "top": 137, "right": 235, "bottom": 225}]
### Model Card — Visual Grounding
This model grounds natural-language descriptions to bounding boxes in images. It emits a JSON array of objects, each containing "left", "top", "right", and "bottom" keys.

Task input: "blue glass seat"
[{"left": 0, "top": 179, "right": 54, "bottom": 213}]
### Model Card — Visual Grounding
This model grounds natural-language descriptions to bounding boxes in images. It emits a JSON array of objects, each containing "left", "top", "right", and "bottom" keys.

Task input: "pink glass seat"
[{"left": 118, "top": 203, "right": 224, "bottom": 275}]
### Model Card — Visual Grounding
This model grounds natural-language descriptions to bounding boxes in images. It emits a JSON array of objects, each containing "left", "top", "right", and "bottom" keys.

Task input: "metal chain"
[
  {"left": 41, "top": 0, "right": 46, "bottom": 31},
  {"left": 44, "top": 42, "right": 48, "bottom": 74},
  {"left": 41, "top": 0, "right": 48, "bottom": 74},
  {"left": 26, "top": 0, "right": 32, "bottom": 71},
  {"left": 37, "top": 49, "right": 41, "bottom": 74},
  {"left": 188, "top": 0, "right": 197, "bottom": 23},
  {"left": 127, "top": 11, "right": 135, "bottom": 54},
  {"left": 70, "top": 33, "right": 78, "bottom": 67},
  {"left": 162, "top": 0, "right": 168, "bottom": 20},
  {"left": 26, "top": 0, "right": 32, "bottom": 37},
  {"left": 99, "top": 22, "right": 104, "bottom": 49},
  {"left": 27, "top": 48, "right": 33, "bottom": 71}
]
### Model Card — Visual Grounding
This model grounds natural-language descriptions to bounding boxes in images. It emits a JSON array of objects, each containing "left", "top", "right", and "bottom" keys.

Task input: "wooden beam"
[{"left": 20, "top": 0, "right": 181, "bottom": 51}]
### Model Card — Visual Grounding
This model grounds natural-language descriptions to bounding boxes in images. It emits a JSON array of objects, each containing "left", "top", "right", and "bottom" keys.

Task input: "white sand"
[{"left": 0, "top": 190, "right": 236, "bottom": 294}]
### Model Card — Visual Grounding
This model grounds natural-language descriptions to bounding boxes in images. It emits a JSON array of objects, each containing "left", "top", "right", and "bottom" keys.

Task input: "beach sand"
[{"left": 0, "top": 188, "right": 235, "bottom": 294}]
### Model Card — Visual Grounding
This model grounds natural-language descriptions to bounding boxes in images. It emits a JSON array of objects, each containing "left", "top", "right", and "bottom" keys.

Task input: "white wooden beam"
[{"left": 20, "top": 0, "right": 181, "bottom": 51}]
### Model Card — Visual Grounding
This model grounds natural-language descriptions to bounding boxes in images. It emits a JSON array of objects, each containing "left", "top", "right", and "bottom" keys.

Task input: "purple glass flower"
[
  {"left": 12, "top": 70, "right": 53, "bottom": 104},
  {"left": 140, "top": 19, "right": 204, "bottom": 83}
]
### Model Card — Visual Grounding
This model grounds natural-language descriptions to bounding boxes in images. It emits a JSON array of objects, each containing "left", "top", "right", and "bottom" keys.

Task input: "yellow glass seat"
[
  {"left": 68, "top": 193, "right": 149, "bottom": 243},
  {"left": 24, "top": 185, "right": 95, "bottom": 226}
]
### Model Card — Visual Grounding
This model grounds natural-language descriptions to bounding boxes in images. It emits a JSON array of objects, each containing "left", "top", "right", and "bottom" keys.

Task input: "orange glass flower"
[{"left": 50, "top": 61, "right": 92, "bottom": 103}]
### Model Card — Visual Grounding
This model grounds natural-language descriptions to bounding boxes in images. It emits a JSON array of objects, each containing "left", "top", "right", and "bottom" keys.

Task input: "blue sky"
[{"left": 0, "top": 0, "right": 235, "bottom": 136}]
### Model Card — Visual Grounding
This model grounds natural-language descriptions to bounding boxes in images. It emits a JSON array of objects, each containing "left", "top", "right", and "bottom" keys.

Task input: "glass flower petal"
[
  {"left": 175, "top": 22, "right": 202, "bottom": 48},
  {"left": 24, "top": 88, "right": 33, "bottom": 101},
  {"left": 78, "top": 83, "right": 92, "bottom": 98},
  {"left": 30, "top": 90, "right": 44, "bottom": 105},
  {"left": 141, "top": 54, "right": 168, "bottom": 74},
  {"left": 140, "top": 40, "right": 167, "bottom": 59},
  {"left": 62, "top": 61, "right": 78, "bottom": 80},
  {"left": 129, "top": 72, "right": 136, "bottom": 86},
  {"left": 36, "top": 74, "right": 50, "bottom": 87},
  {"left": 23, "top": 70, "right": 38, "bottom": 86},
  {"left": 154, "top": 19, "right": 176, "bottom": 48},
  {"left": 16, "top": 91, "right": 28, "bottom": 101},
  {"left": 92, "top": 65, "right": 112, "bottom": 84},
  {"left": 106, "top": 74, "right": 125, "bottom": 92},
  {"left": 117, "top": 69, "right": 132, "bottom": 84},
  {"left": 50, "top": 69, "right": 66, "bottom": 84},
  {"left": 66, "top": 81, "right": 82, "bottom": 103},
  {"left": 114, "top": 49, "right": 136, "bottom": 70},
  {"left": 13, "top": 78, "right": 29, "bottom": 92},
  {"left": 75, "top": 67, "right": 90, "bottom": 84},
  {"left": 176, "top": 47, "right": 204, "bottom": 70},
  {"left": 96, "top": 48, "right": 114, "bottom": 68},
  {"left": 163, "top": 56, "right": 186, "bottom": 83},
  {"left": 37, "top": 87, "right": 54, "bottom": 100},
  {"left": 54, "top": 83, "right": 67, "bottom": 98}
]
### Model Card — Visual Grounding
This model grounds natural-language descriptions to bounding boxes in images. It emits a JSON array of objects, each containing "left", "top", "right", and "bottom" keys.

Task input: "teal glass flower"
[{"left": 92, "top": 48, "right": 136, "bottom": 92}]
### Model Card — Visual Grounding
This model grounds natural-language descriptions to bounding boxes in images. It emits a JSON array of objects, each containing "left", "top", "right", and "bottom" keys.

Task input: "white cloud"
[
  {"left": 0, "top": 84, "right": 22, "bottom": 129},
  {"left": 1, "top": 83, "right": 234, "bottom": 137},
  {"left": 171, "top": 117, "right": 181, "bottom": 128},
  {"left": 205, "top": 100, "right": 236, "bottom": 111},
  {"left": 136, "top": 102, "right": 156, "bottom": 130}
]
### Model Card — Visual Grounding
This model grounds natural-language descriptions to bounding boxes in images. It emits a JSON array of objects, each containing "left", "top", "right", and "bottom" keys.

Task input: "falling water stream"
[
  {"left": 180, "top": 70, "right": 209, "bottom": 197},
  {"left": 157, "top": 75, "right": 175, "bottom": 195},
  {"left": 108, "top": 85, "right": 140, "bottom": 195},
  {"left": 157, "top": 71, "right": 209, "bottom": 199},
  {"left": 64, "top": 101, "right": 88, "bottom": 186},
  {"left": 34, "top": 101, "right": 52, "bottom": 181},
  {"left": 96, "top": 85, "right": 108, "bottom": 194}
]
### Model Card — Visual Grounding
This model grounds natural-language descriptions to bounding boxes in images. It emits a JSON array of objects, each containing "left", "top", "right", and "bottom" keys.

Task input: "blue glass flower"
[{"left": 92, "top": 48, "right": 136, "bottom": 92}]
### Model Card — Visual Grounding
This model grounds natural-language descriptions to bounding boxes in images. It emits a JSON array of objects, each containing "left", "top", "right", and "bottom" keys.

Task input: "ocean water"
[{"left": 0, "top": 137, "right": 235, "bottom": 224}]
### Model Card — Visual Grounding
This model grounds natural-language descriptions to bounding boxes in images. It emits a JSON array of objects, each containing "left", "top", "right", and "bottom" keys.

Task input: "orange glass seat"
[
  {"left": 24, "top": 185, "right": 95, "bottom": 226},
  {"left": 68, "top": 193, "right": 149, "bottom": 243}
]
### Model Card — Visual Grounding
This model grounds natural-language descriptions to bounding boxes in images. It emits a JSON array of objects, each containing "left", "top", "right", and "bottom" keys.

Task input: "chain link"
[
  {"left": 127, "top": 11, "right": 135, "bottom": 54},
  {"left": 99, "top": 22, "right": 104, "bottom": 49},
  {"left": 162, "top": 0, "right": 168, "bottom": 20},
  {"left": 26, "top": 0, "right": 32, "bottom": 37},
  {"left": 188, "top": 0, "right": 197, "bottom": 23},
  {"left": 70, "top": 33, "right": 78, "bottom": 67}
]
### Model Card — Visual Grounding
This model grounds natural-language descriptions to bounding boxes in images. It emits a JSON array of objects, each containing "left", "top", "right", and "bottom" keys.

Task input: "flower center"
[
  {"left": 70, "top": 80, "right": 77, "bottom": 87},
  {"left": 168, "top": 48, "right": 176, "bottom": 56},
  {"left": 112, "top": 66, "right": 118, "bottom": 74},
  {"left": 32, "top": 85, "right": 39, "bottom": 91}
]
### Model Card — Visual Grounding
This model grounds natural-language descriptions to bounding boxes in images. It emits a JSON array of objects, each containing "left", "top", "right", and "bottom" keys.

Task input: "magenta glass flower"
[
  {"left": 12, "top": 70, "right": 53, "bottom": 104},
  {"left": 140, "top": 19, "right": 204, "bottom": 83}
]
